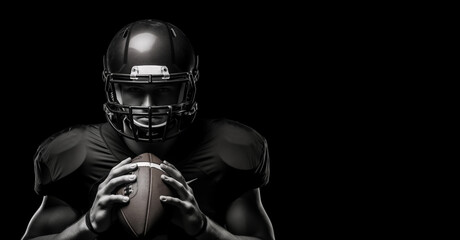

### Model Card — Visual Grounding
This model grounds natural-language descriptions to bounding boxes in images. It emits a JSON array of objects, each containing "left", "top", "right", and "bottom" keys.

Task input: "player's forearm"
[
  {"left": 196, "top": 216, "right": 267, "bottom": 240},
  {"left": 23, "top": 215, "right": 96, "bottom": 240}
]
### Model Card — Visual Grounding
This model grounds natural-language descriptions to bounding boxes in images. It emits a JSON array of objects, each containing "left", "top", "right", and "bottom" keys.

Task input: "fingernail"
[
  {"left": 163, "top": 160, "right": 168, "bottom": 164},
  {"left": 131, "top": 164, "right": 137, "bottom": 169},
  {"left": 160, "top": 196, "right": 166, "bottom": 201},
  {"left": 161, "top": 174, "right": 166, "bottom": 179},
  {"left": 123, "top": 196, "right": 129, "bottom": 202},
  {"left": 130, "top": 175, "right": 137, "bottom": 180}
]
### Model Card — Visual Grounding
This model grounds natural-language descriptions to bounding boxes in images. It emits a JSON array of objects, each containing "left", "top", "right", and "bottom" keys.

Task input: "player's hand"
[
  {"left": 160, "top": 160, "right": 206, "bottom": 236},
  {"left": 88, "top": 157, "right": 138, "bottom": 233}
]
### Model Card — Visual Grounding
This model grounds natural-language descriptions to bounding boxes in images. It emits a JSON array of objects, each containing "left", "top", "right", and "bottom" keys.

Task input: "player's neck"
[{"left": 123, "top": 136, "right": 178, "bottom": 160}]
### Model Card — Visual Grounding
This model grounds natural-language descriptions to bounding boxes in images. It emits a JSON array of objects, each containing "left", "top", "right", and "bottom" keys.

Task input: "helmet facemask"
[{"left": 103, "top": 62, "right": 198, "bottom": 142}]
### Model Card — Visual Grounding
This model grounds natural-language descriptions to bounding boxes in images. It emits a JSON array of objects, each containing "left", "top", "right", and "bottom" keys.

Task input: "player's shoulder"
[
  {"left": 35, "top": 124, "right": 103, "bottom": 159},
  {"left": 205, "top": 118, "right": 266, "bottom": 142},
  {"left": 199, "top": 118, "right": 269, "bottom": 170},
  {"left": 33, "top": 124, "right": 104, "bottom": 186}
]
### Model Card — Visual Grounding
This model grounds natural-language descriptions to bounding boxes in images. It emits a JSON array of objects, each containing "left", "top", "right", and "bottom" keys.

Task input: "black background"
[{"left": 6, "top": 3, "right": 389, "bottom": 240}]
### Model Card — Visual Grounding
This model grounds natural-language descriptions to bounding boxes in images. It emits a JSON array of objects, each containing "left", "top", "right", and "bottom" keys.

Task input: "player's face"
[
  {"left": 120, "top": 84, "right": 181, "bottom": 106},
  {"left": 119, "top": 83, "right": 182, "bottom": 126}
]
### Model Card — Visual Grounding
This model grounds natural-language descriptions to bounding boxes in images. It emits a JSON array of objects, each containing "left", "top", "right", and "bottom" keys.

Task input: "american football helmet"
[{"left": 102, "top": 19, "right": 199, "bottom": 142}]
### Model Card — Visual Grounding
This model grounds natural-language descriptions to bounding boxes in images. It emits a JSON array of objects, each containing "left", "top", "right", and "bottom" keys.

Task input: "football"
[{"left": 117, "top": 152, "right": 173, "bottom": 238}]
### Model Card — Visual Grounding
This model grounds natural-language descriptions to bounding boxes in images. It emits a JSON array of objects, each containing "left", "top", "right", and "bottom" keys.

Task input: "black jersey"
[{"left": 33, "top": 118, "right": 270, "bottom": 239}]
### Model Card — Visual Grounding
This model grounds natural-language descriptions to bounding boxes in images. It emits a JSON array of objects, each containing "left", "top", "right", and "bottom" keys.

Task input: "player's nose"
[{"left": 141, "top": 94, "right": 154, "bottom": 107}]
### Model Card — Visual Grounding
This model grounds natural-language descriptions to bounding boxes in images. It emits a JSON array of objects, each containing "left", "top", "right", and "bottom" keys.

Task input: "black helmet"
[{"left": 103, "top": 19, "right": 199, "bottom": 142}]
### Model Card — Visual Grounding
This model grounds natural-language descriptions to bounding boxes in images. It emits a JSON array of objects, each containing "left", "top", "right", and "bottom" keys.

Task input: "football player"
[{"left": 22, "top": 19, "right": 274, "bottom": 240}]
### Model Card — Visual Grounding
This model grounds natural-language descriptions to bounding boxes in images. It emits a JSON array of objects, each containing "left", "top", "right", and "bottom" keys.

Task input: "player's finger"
[
  {"left": 102, "top": 174, "right": 137, "bottom": 194},
  {"left": 160, "top": 161, "right": 186, "bottom": 185},
  {"left": 161, "top": 174, "right": 188, "bottom": 199},
  {"left": 113, "top": 157, "right": 132, "bottom": 169},
  {"left": 108, "top": 163, "right": 138, "bottom": 180},
  {"left": 159, "top": 195, "right": 188, "bottom": 209},
  {"left": 98, "top": 194, "right": 130, "bottom": 208},
  {"left": 162, "top": 160, "right": 179, "bottom": 170}
]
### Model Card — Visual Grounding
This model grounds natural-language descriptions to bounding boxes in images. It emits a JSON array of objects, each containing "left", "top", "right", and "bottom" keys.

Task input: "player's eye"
[
  {"left": 125, "top": 86, "right": 144, "bottom": 94},
  {"left": 154, "top": 87, "right": 172, "bottom": 94}
]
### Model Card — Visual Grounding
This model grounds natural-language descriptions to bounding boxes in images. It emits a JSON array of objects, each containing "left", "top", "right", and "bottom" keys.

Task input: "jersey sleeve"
[
  {"left": 210, "top": 119, "right": 271, "bottom": 189},
  {"left": 33, "top": 125, "right": 88, "bottom": 196}
]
